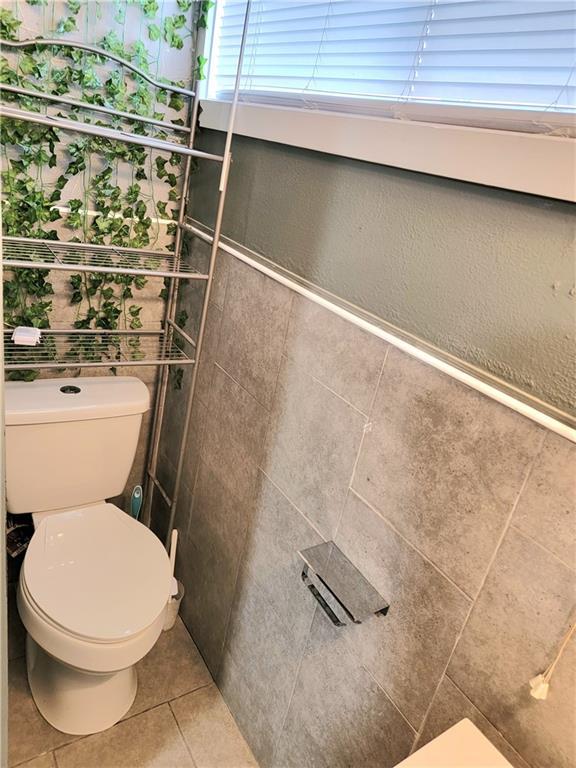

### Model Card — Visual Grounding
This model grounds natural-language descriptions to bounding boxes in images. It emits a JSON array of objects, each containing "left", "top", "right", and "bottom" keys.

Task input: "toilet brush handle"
[{"left": 169, "top": 529, "right": 178, "bottom": 582}]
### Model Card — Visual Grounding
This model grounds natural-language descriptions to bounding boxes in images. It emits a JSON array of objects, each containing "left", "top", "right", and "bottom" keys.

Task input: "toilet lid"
[{"left": 23, "top": 503, "right": 172, "bottom": 642}]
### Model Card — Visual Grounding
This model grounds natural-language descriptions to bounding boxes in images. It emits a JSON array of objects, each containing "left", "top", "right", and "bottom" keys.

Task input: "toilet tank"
[{"left": 5, "top": 377, "right": 150, "bottom": 514}]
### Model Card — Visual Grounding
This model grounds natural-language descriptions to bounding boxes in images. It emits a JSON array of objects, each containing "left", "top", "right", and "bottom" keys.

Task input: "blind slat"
[{"left": 209, "top": 1, "right": 576, "bottom": 117}]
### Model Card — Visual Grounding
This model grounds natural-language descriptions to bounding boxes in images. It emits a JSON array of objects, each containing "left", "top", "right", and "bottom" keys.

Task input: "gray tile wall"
[{"left": 162, "top": 245, "right": 576, "bottom": 768}]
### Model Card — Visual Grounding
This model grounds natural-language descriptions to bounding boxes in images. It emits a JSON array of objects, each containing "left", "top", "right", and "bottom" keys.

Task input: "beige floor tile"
[
  {"left": 15, "top": 753, "right": 56, "bottom": 768},
  {"left": 125, "top": 617, "right": 212, "bottom": 719},
  {"left": 54, "top": 705, "right": 194, "bottom": 768},
  {"left": 171, "top": 684, "right": 259, "bottom": 768},
  {"left": 8, "top": 657, "right": 79, "bottom": 767}
]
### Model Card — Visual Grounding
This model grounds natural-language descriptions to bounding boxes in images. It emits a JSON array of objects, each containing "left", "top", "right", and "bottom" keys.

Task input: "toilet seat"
[{"left": 22, "top": 503, "right": 171, "bottom": 643}]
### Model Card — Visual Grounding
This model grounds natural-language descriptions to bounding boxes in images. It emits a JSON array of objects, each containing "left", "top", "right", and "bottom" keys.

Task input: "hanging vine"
[{"left": 0, "top": 0, "right": 212, "bottom": 378}]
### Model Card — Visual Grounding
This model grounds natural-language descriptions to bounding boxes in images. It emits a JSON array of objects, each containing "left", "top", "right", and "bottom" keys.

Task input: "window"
[
  {"left": 207, "top": 1, "right": 575, "bottom": 130},
  {"left": 201, "top": 1, "right": 576, "bottom": 200}
]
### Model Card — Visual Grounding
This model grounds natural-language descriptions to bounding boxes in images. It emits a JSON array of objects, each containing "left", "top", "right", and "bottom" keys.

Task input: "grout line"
[
  {"left": 168, "top": 682, "right": 216, "bottom": 708},
  {"left": 509, "top": 522, "right": 576, "bottom": 574},
  {"left": 167, "top": 701, "right": 199, "bottom": 768},
  {"left": 409, "top": 430, "right": 546, "bottom": 754},
  {"left": 212, "top": 361, "right": 271, "bottom": 414},
  {"left": 265, "top": 293, "right": 295, "bottom": 418},
  {"left": 339, "top": 348, "right": 390, "bottom": 538},
  {"left": 443, "top": 675, "right": 536, "bottom": 768},
  {"left": 268, "top": 604, "right": 319, "bottom": 763},
  {"left": 361, "top": 664, "right": 417, "bottom": 735},
  {"left": 349, "top": 487, "right": 472, "bottom": 603},
  {"left": 258, "top": 468, "right": 328, "bottom": 543},
  {"left": 210, "top": 499, "right": 258, "bottom": 682},
  {"left": 13, "top": 750, "right": 59, "bottom": 768},
  {"left": 259, "top": 347, "right": 390, "bottom": 548},
  {"left": 278, "top": 349, "right": 373, "bottom": 420}
]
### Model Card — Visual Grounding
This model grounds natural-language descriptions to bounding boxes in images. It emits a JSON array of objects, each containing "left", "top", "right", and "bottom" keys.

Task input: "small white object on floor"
[
  {"left": 529, "top": 674, "right": 550, "bottom": 700},
  {"left": 11, "top": 326, "right": 42, "bottom": 346},
  {"left": 528, "top": 622, "right": 574, "bottom": 701}
]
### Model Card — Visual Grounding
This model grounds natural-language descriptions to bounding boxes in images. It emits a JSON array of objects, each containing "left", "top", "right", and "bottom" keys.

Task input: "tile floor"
[{"left": 8, "top": 584, "right": 259, "bottom": 768}]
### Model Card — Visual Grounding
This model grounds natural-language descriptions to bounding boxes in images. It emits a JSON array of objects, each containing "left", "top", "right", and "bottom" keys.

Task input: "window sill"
[{"left": 200, "top": 99, "right": 575, "bottom": 202}]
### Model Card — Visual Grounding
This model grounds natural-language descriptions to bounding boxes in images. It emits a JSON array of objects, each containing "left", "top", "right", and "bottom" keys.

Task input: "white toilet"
[{"left": 5, "top": 376, "right": 172, "bottom": 736}]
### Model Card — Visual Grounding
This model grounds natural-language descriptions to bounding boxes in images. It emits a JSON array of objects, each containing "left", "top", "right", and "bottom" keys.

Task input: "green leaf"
[
  {"left": 195, "top": 55, "right": 208, "bottom": 81},
  {"left": 147, "top": 23, "right": 161, "bottom": 41}
]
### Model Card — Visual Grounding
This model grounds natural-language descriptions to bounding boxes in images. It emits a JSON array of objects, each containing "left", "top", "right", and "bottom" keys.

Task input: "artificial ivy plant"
[{"left": 0, "top": 0, "right": 212, "bottom": 379}]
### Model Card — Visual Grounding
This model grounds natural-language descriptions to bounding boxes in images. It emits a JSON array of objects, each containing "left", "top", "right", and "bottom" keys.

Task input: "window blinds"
[{"left": 208, "top": 1, "right": 576, "bottom": 121}]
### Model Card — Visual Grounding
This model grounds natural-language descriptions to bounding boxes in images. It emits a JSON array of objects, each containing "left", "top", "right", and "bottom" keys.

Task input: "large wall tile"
[
  {"left": 181, "top": 461, "right": 256, "bottom": 674},
  {"left": 157, "top": 367, "right": 193, "bottom": 495},
  {"left": 263, "top": 356, "right": 367, "bottom": 538},
  {"left": 284, "top": 294, "right": 388, "bottom": 413},
  {"left": 210, "top": 249, "right": 231, "bottom": 310},
  {"left": 206, "top": 364, "right": 270, "bottom": 465},
  {"left": 353, "top": 347, "right": 543, "bottom": 596},
  {"left": 220, "top": 581, "right": 303, "bottom": 765},
  {"left": 513, "top": 432, "right": 576, "bottom": 569},
  {"left": 201, "top": 364, "right": 269, "bottom": 505},
  {"left": 417, "top": 677, "right": 530, "bottom": 768},
  {"left": 218, "top": 650, "right": 278, "bottom": 767},
  {"left": 179, "top": 395, "right": 208, "bottom": 501},
  {"left": 216, "top": 257, "right": 293, "bottom": 409},
  {"left": 196, "top": 301, "right": 224, "bottom": 407},
  {"left": 335, "top": 492, "right": 471, "bottom": 728},
  {"left": 273, "top": 611, "right": 415, "bottom": 768},
  {"left": 448, "top": 527, "right": 576, "bottom": 768},
  {"left": 217, "top": 474, "right": 323, "bottom": 764},
  {"left": 240, "top": 472, "right": 324, "bottom": 637}
]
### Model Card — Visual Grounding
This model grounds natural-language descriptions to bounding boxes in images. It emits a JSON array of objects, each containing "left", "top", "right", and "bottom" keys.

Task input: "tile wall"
[{"left": 158, "top": 244, "right": 576, "bottom": 768}]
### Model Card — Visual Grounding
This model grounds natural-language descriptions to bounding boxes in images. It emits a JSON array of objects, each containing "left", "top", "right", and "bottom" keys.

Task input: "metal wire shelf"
[
  {"left": 0, "top": 105, "right": 224, "bottom": 161},
  {"left": 2, "top": 237, "right": 209, "bottom": 280},
  {"left": 3, "top": 328, "right": 196, "bottom": 370}
]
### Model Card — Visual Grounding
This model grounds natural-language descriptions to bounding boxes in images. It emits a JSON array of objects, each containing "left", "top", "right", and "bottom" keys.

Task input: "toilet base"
[{"left": 26, "top": 635, "right": 137, "bottom": 735}]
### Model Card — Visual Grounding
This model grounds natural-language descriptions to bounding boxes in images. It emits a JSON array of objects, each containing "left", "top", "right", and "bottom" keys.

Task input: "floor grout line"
[
  {"left": 167, "top": 700, "right": 199, "bottom": 768},
  {"left": 509, "top": 521, "right": 576, "bottom": 573}
]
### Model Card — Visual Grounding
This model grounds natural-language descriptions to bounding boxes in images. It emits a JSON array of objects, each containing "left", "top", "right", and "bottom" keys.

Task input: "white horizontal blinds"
[{"left": 209, "top": 0, "right": 576, "bottom": 115}]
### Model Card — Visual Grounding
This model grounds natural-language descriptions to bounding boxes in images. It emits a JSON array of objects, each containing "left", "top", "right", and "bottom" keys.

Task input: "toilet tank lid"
[{"left": 5, "top": 376, "right": 150, "bottom": 425}]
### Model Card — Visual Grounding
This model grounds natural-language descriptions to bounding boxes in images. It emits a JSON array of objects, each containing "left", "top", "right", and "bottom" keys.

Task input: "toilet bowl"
[
  {"left": 16, "top": 503, "right": 171, "bottom": 735},
  {"left": 5, "top": 376, "right": 172, "bottom": 735}
]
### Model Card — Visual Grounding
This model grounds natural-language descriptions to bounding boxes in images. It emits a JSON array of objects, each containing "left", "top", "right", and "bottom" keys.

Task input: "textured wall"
[
  {"left": 161, "top": 244, "right": 576, "bottom": 768},
  {"left": 189, "top": 130, "right": 576, "bottom": 417}
]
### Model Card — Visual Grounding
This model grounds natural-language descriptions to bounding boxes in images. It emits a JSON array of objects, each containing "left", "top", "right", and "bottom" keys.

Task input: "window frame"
[{"left": 200, "top": 2, "right": 576, "bottom": 201}]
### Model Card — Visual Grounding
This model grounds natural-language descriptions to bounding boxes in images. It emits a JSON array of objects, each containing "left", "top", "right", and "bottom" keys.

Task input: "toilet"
[{"left": 5, "top": 376, "right": 172, "bottom": 736}]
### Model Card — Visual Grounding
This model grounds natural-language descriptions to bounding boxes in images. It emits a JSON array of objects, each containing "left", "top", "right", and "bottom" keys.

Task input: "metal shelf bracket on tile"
[{"left": 298, "top": 542, "right": 389, "bottom": 627}]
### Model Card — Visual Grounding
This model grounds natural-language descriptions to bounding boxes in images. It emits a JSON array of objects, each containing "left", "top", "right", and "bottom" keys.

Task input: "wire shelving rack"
[{"left": 0, "top": 5, "right": 251, "bottom": 546}]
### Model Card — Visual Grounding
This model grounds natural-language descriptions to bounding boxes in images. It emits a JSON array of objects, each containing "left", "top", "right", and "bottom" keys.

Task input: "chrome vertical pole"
[
  {"left": 162, "top": 0, "right": 252, "bottom": 546},
  {"left": 142, "top": 8, "right": 207, "bottom": 527}
]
